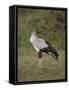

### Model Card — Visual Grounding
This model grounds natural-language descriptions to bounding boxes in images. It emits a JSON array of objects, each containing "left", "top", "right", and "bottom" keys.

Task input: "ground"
[{"left": 18, "top": 47, "right": 65, "bottom": 82}]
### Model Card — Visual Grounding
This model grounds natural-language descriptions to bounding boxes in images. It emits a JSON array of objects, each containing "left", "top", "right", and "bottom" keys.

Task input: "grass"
[
  {"left": 18, "top": 47, "right": 65, "bottom": 82},
  {"left": 17, "top": 8, "right": 65, "bottom": 82}
]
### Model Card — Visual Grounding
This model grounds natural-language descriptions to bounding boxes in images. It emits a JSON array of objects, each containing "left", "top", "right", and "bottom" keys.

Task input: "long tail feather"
[
  {"left": 49, "top": 47, "right": 59, "bottom": 60},
  {"left": 40, "top": 46, "right": 59, "bottom": 60}
]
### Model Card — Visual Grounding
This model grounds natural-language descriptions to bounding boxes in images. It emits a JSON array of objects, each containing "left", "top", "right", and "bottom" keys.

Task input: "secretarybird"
[{"left": 30, "top": 28, "right": 59, "bottom": 73}]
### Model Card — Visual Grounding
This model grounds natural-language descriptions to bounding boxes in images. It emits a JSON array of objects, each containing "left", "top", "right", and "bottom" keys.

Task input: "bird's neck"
[
  {"left": 31, "top": 33, "right": 36, "bottom": 39},
  {"left": 30, "top": 33, "right": 37, "bottom": 43}
]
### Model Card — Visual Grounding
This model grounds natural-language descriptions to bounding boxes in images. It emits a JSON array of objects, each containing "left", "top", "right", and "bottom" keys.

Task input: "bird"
[{"left": 30, "top": 28, "right": 59, "bottom": 73}]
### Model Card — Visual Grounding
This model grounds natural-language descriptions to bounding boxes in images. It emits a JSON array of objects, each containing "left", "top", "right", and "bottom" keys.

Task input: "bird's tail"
[
  {"left": 49, "top": 47, "right": 59, "bottom": 60},
  {"left": 40, "top": 46, "right": 59, "bottom": 60}
]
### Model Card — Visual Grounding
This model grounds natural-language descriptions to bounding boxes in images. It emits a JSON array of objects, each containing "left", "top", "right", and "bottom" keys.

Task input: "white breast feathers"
[{"left": 30, "top": 34, "right": 48, "bottom": 52}]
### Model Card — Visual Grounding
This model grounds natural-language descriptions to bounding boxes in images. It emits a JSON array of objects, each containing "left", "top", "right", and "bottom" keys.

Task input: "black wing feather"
[{"left": 40, "top": 46, "right": 59, "bottom": 60}]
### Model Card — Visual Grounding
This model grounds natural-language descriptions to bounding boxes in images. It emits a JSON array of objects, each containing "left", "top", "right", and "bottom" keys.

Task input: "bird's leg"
[
  {"left": 38, "top": 58, "right": 43, "bottom": 74},
  {"left": 38, "top": 51, "right": 43, "bottom": 74}
]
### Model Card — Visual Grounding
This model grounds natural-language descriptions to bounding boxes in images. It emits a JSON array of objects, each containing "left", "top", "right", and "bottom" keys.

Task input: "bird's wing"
[
  {"left": 33, "top": 38, "right": 48, "bottom": 50},
  {"left": 41, "top": 46, "right": 59, "bottom": 60}
]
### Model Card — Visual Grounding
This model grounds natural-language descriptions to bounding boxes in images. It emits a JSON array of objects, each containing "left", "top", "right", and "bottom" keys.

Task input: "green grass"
[
  {"left": 18, "top": 47, "right": 65, "bottom": 82},
  {"left": 17, "top": 8, "right": 65, "bottom": 82}
]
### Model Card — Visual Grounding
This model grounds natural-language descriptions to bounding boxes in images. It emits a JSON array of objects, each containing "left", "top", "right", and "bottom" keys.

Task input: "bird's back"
[{"left": 32, "top": 37, "right": 48, "bottom": 50}]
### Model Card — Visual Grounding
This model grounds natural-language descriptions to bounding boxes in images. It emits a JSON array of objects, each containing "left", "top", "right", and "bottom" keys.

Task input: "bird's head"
[
  {"left": 33, "top": 28, "right": 40, "bottom": 34},
  {"left": 31, "top": 28, "right": 40, "bottom": 36},
  {"left": 36, "top": 28, "right": 40, "bottom": 34}
]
